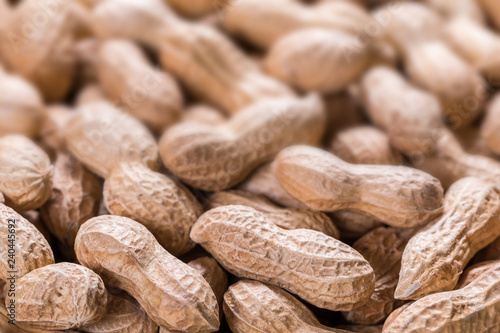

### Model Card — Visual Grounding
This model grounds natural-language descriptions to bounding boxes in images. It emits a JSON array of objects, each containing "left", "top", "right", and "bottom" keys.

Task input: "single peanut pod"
[
  {"left": 415, "top": 128, "right": 500, "bottom": 189},
  {"left": 40, "top": 151, "right": 101, "bottom": 248},
  {"left": 65, "top": 102, "right": 159, "bottom": 179},
  {"left": 331, "top": 126, "right": 403, "bottom": 165},
  {"left": 191, "top": 205, "right": 375, "bottom": 311},
  {"left": 98, "top": 39, "right": 183, "bottom": 132},
  {"left": 396, "top": 177, "right": 500, "bottom": 300},
  {"left": 208, "top": 190, "right": 339, "bottom": 238},
  {"left": 75, "top": 215, "right": 219, "bottom": 332},
  {"left": 423, "top": 0, "right": 485, "bottom": 24},
  {"left": 159, "top": 23, "right": 293, "bottom": 114},
  {"left": 382, "top": 303, "right": 412, "bottom": 331},
  {"left": 0, "top": 0, "right": 80, "bottom": 101},
  {"left": 160, "top": 95, "right": 325, "bottom": 191},
  {"left": 7, "top": 263, "right": 107, "bottom": 331},
  {"left": 164, "top": 0, "right": 218, "bottom": 18},
  {"left": 0, "top": 135, "right": 53, "bottom": 211},
  {"left": 330, "top": 211, "right": 384, "bottom": 238},
  {"left": 385, "top": 265, "right": 500, "bottom": 332},
  {"left": 0, "top": 204, "right": 54, "bottom": 281},
  {"left": 223, "top": 0, "right": 371, "bottom": 49},
  {"left": 103, "top": 162, "right": 202, "bottom": 256},
  {"left": 444, "top": 17, "right": 500, "bottom": 82},
  {"left": 75, "top": 84, "right": 107, "bottom": 106},
  {"left": 478, "top": 0, "right": 500, "bottom": 30},
  {"left": 80, "top": 292, "right": 158, "bottom": 333},
  {"left": 182, "top": 104, "right": 226, "bottom": 126},
  {"left": 239, "top": 162, "right": 307, "bottom": 208},
  {"left": 481, "top": 94, "right": 500, "bottom": 155},
  {"left": 475, "top": 236, "right": 500, "bottom": 263},
  {"left": 360, "top": 66, "right": 443, "bottom": 156},
  {"left": 0, "top": 73, "right": 44, "bottom": 138},
  {"left": 274, "top": 145, "right": 444, "bottom": 228},
  {"left": 265, "top": 28, "right": 373, "bottom": 93},
  {"left": 342, "top": 227, "right": 417, "bottom": 324},
  {"left": 455, "top": 260, "right": 500, "bottom": 289},
  {"left": 224, "top": 280, "right": 351, "bottom": 333}
]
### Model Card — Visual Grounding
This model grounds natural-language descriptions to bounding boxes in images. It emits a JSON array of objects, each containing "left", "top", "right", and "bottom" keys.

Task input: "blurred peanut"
[
  {"left": 478, "top": 0, "right": 500, "bottom": 30},
  {"left": 481, "top": 94, "right": 500, "bottom": 155}
]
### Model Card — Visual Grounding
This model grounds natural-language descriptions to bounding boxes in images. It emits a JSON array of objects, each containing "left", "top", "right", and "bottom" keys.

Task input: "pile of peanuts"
[{"left": 1, "top": 0, "right": 500, "bottom": 332}]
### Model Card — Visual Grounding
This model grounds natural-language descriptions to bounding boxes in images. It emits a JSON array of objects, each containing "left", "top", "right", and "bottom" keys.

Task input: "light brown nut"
[
  {"left": 455, "top": 260, "right": 500, "bottom": 289},
  {"left": 331, "top": 126, "right": 402, "bottom": 165},
  {"left": 224, "top": 280, "right": 351, "bottom": 333},
  {"left": 98, "top": 39, "right": 183, "bottom": 132},
  {"left": 474, "top": 236, "right": 500, "bottom": 263},
  {"left": 223, "top": 0, "right": 371, "bottom": 50},
  {"left": 65, "top": 101, "right": 159, "bottom": 179},
  {"left": 40, "top": 151, "right": 101, "bottom": 248},
  {"left": 0, "top": 135, "right": 53, "bottom": 211},
  {"left": 385, "top": 265, "right": 500, "bottom": 332},
  {"left": 191, "top": 205, "right": 375, "bottom": 311},
  {"left": 20, "top": 211, "right": 53, "bottom": 246},
  {"left": 360, "top": 66, "right": 443, "bottom": 157},
  {"left": 404, "top": 40, "right": 485, "bottom": 129},
  {"left": 478, "top": 0, "right": 500, "bottom": 29},
  {"left": 330, "top": 211, "right": 384, "bottom": 238},
  {"left": 75, "top": 215, "right": 219, "bottom": 332},
  {"left": 38, "top": 105, "right": 73, "bottom": 159},
  {"left": 6, "top": 263, "right": 107, "bottom": 331},
  {"left": 423, "top": 0, "right": 485, "bottom": 23},
  {"left": 208, "top": 190, "right": 340, "bottom": 238},
  {"left": 342, "top": 227, "right": 417, "bottom": 324},
  {"left": 0, "top": 72, "right": 44, "bottom": 138},
  {"left": 238, "top": 162, "right": 306, "bottom": 209},
  {"left": 444, "top": 17, "right": 500, "bottom": 82},
  {"left": 396, "top": 177, "right": 500, "bottom": 300},
  {"left": 80, "top": 292, "right": 158, "bottom": 333},
  {"left": 0, "top": 204, "right": 54, "bottom": 281},
  {"left": 188, "top": 257, "right": 228, "bottom": 309},
  {"left": 382, "top": 303, "right": 412, "bottom": 331},
  {"left": 481, "top": 94, "right": 500, "bottom": 155},
  {"left": 265, "top": 28, "right": 373, "bottom": 93},
  {"left": 0, "top": 0, "right": 80, "bottom": 101},
  {"left": 103, "top": 162, "right": 202, "bottom": 256},
  {"left": 274, "top": 145, "right": 444, "bottom": 228},
  {"left": 415, "top": 128, "right": 500, "bottom": 189},
  {"left": 75, "top": 84, "right": 107, "bottom": 106},
  {"left": 160, "top": 95, "right": 325, "bottom": 191},
  {"left": 182, "top": 104, "right": 226, "bottom": 126}
]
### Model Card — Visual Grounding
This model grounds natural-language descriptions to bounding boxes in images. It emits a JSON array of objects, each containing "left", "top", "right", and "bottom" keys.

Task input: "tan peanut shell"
[
  {"left": 80, "top": 292, "right": 158, "bottom": 333},
  {"left": 103, "top": 162, "right": 202, "bottom": 256},
  {"left": 75, "top": 84, "right": 107, "bottom": 106},
  {"left": 478, "top": 0, "right": 500, "bottom": 29},
  {"left": 481, "top": 94, "right": 500, "bottom": 155},
  {"left": 331, "top": 126, "right": 402, "bottom": 165},
  {"left": 20, "top": 210, "right": 53, "bottom": 246},
  {"left": 188, "top": 257, "right": 228, "bottom": 312},
  {"left": 360, "top": 66, "right": 443, "bottom": 156},
  {"left": 382, "top": 303, "right": 412, "bottom": 331},
  {"left": 40, "top": 151, "right": 101, "bottom": 248},
  {"left": 191, "top": 205, "right": 375, "bottom": 311},
  {"left": 0, "top": 0, "right": 80, "bottom": 101},
  {"left": 224, "top": 280, "right": 351, "bottom": 333},
  {"left": 223, "top": 0, "right": 371, "bottom": 49},
  {"left": 160, "top": 95, "right": 325, "bottom": 191},
  {"left": 455, "top": 260, "right": 500, "bottom": 289},
  {"left": 0, "top": 72, "right": 44, "bottom": 138},
  {"left": 0, "top": 135, "right": 53, "bottom": 211},
  {"left": 342, "top": 227, "right": 417, "bottom": 324},
  {"left": 65, "top": 101, "right": 159, "bottom": 178},
  {"left": 7, "top": 263, "right": 107, "bottom": 331},
  {"left": 416, "top": 128, "right": 500, "bottom": 189},
  {"left": 265, "top": 28, "right": 373, "bottom": 93},
  {"left": 98, "top": 39, "right": 183, "bottom": 132},
  {"left": 385, "top": 265, "right": 500, "bottom": 332},
  {"left": 274, "top": 145, "right": 444, "bottom": 228},
  {"left": 0, "top": 203, "right": 54, "bottom": 281},
  {"left": 75, "top": 215, "right": 219, "bottom": 332},
  {"left": 182, "top": 104, "right": 226, "bottom": 126},
  {"left": 424, "top": 0, "right": 485, "bottom": 23},
  {"left": 475, "top": 236, "right": 500, "bottom": 263},
  {"left": 208, "top": 190, "right": 339, "bottom": 238},
  {"left": 396, "top": 177, "right": 500, "bottom": 300}
]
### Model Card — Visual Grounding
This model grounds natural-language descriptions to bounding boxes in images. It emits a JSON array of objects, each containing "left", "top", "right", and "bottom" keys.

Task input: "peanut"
[
  {"left": 191, "top": 205, "right": 375, "bottom": 311},
  {"left": 224, "top": 280, "right": 351, "bottom": 333},
  {"left": 481, "top": 93, "right": 500, "bottom": 155},
  {"left": 7, "top": 263, "right": 107, "bottom": 331},
  {"left": 0, "top": 135, "right": 53, "bottom": 211},
  {"left": 159, "top": 95, "right": 325, "bottom": 191},
  {"left": 475, "top": 236, "right": 500, "bottom": 263},
  {"left": 103, "top": 162, "right": 202, "bottom": 256},
  {"left": 208, "top": 190, "right": 340, "bottom": 238},
  {"left": 455, "top": 260, "right": 500, "bottom": 289},
  {"left": 330, "top": 126, "right": 403, "bottom": 165},
  {"left": 97, "top": 39, "right": 183, "bottom": 132},
  {"left": 396, "top": 177, "right": 500, "bottom": 300},
  {"left": 360, "top": 66, "right": 443, "bottom": 156},
  {"left": 424, "top": 0, "right": 485, "bottom": 23},
  {"left": 75, "top": 84, "right": 107, "bottom": 106},
  {"left": 20, "top": 211, "right": 53, "bottom": 246},
  {"left": 164, "top": 0, "right": 220, "bottom": 18},
  {"left": 38, "top": 105, "right": 72, "bottom": 158},
  {"left": 0, "top": 203, "right": 54, "bottom": 281},
  {"left": 274, "top": 145, "right": 444, "bottom": 228},
  {"left": 74, "top": 38, "right": 100, "bottom": 86},
  {"left": 75, "top": 215, "right": 220, "bottom": 332},
  {"left": 385, "top": 265, "right": 500, "bottom": 332},
  {"left": 182, "top": 104, "right": 226, "bottom": 126},
  {"left": 330, "top": 211, "right": 384, "bottom": 238},
  {"left": 40, "top": 151, "right": 102, "bottom": 248},
  {"left": 65, "top": 101, "right": 159, "bottom": 179},
  {"left": 478, "top": 0, "right": 500, "bottom": 30},
  {"left": 382, "top": 303, "right": 412, "bottom": 331}
]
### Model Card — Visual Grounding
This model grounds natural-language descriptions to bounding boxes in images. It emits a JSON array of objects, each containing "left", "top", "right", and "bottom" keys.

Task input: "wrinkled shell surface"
[{"left": 455, "top": 260, "right": 500, "bottom": 289}]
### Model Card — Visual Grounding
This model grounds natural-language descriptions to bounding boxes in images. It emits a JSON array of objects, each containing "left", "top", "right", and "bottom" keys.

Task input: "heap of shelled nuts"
[{"left": 1, "top": 0, "right": 500, "bottom": 332}]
